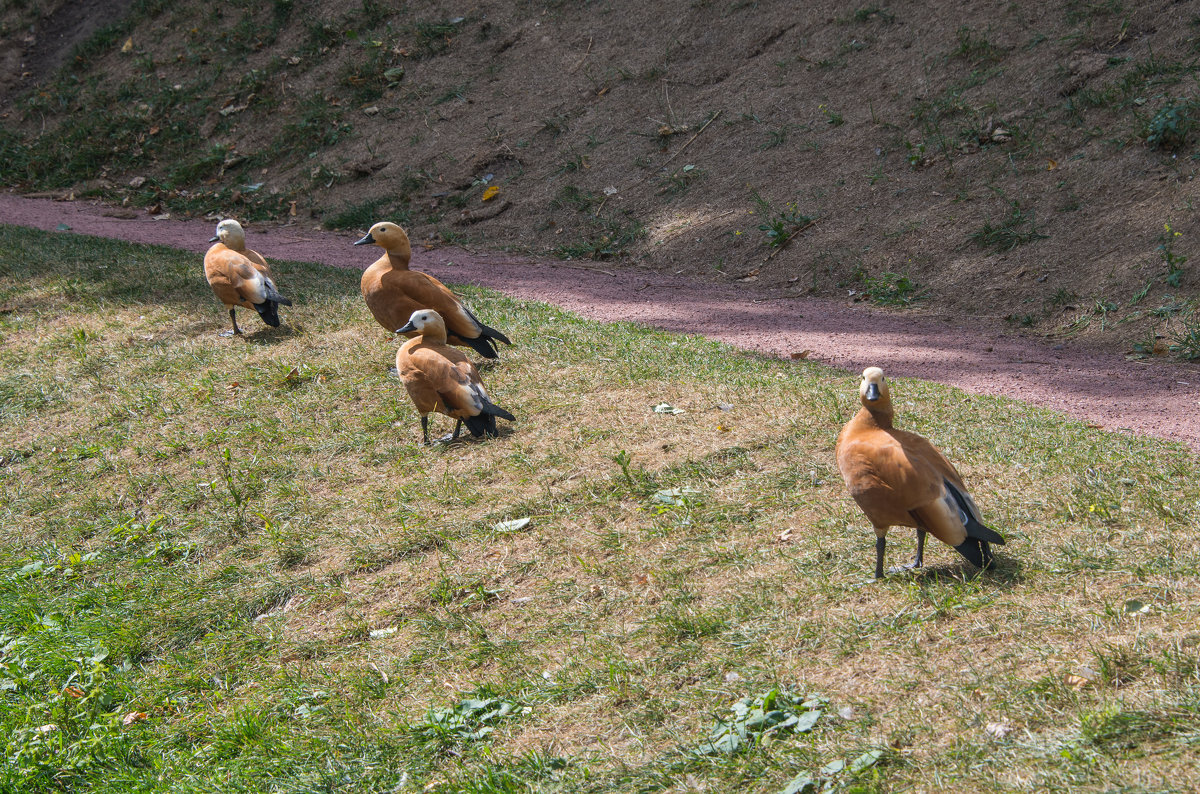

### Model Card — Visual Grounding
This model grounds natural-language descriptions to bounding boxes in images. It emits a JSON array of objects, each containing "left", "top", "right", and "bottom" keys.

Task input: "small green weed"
[
  {"left": 274, "top": 95, "right": 351, "bottom": 154},
  {"left": 861, "top": 271, "right": 927, "bottom": 306},
  {"left": 550, "top": 185, "right": 601, "bottom": 212},
  {"left": 1048, "top": 288, "right": 1078, "bottom": 308},
  {"left": 1159, "top": 223, "right": 1187, "bottom": 287},
  {"left": 839, "top": 6, "right": 896, "bottom": 25},
  {"left": 904, "top": 139, "right": 928, "bottom": 168},
  {"left": 410, "top": 19, "right": 464, "bottom": 59},
  {"left": 950, "top": 26, "right": 1004, "bottom": 64},
  {"left": 555, "top": 212, "right": 646, "bottom": 260},
  {"left": 323, "top": 197, "right": 408, "bottom": 231},
  {"left": 1142, "top": 98, "right": 1197, "bottom": 150},
  {"left": 820, "top": 104, "right": 845, "bottom": 126},
  {"left": 752, "top": 192, "right": 816, "bottom": 248},
  {"left": 658, "top": 164, "right": 704, "bottom": 196},
  {"left": 1169, "top": 308, "right": 1200, "bottom": 359},
  {"left": 406, "top": 691, "right": 523, "bottom": 751},
  {"left": 695, "top": 689, "right": 824, "bottom": 755},
  {"left": 970, "top": 202, "right": 1049, "bottom": 251},
  {"left": 761, "top": 124, "right": 792, "bottom": 150}
]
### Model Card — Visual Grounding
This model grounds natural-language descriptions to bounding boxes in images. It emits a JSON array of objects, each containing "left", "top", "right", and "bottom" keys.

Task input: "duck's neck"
[
  {"left": 385, "top": 250, "right": 410, "bottom": 269},
  {"left": 418, "top": 329, "right": 448, "bottom": 345},
  {"left": 858, "top": 400, "right": 894, "bottom": 429}
]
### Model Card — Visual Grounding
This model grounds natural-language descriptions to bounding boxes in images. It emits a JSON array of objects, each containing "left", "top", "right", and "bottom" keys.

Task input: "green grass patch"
[
  {"left": 1, "top": 225, "right": 1199, "bottom": 791},
  {"left": 971, "top": 201, "right": 1049, "bottom": 252}
]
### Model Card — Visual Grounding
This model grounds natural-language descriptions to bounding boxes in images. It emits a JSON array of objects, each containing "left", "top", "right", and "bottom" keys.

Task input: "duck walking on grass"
[
  {"left": 355, "top": 221, "right": 511, "bottom": 358},
  {"left": 835, "top": 367, "right": 1005, "bottom": 579},
  {"left": 203, "top": 219, "right": 292, "bottom": 336},
  {"left": 394, "top": 309, "right": 515, "bottom": 445}
]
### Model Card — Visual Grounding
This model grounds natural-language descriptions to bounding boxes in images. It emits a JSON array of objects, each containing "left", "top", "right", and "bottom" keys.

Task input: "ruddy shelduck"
[
  {"left": 394, "top": 309, "right": 515, "bottom": 444},
  {"left": 203, "top": 219, "right": 292, "bottom": 336},
  {"left": 354, "top": 221, "right": 511, "bottom": 358},
  {"left": 836, "top": 367, "right": 1005, "bottom": 578}
]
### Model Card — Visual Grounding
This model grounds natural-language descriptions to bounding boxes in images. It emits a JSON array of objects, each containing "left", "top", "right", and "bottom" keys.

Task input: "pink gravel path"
[{"left": 3, "top": 192, "right": 1198, "bottom": 452}]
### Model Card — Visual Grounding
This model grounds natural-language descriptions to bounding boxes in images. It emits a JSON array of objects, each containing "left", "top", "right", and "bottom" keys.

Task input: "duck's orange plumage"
[
  {"left": 203, "top": 219, "right": 291, "bottom": 335},
  {"left": 394, "top": 309, "right": 515, "bottom": 444},
  {"left": 354, "top": 221, "right": 510, "bottom": 358},
  {"left": 835, "top": 367, "right": 1005, "bottom": 578}
]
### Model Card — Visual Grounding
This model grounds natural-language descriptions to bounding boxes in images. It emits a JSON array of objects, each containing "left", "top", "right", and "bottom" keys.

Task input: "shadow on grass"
[
  {"left": 902, "top": 552, "right": 1024, "bottom": 589},
  {"left": 243, "top": 324, "right": 302, "bottom": 345}
]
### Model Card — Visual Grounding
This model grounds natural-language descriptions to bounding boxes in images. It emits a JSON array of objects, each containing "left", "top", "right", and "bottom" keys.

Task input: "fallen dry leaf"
[
  {"left": 778, "top": 528, "right": 793, "bottom": 542},
  {"left": 64, "top": 686, "right": 85, "bottom": 698},
  {"left": 120, "top": 38, "right": 133, "bottom": 54},
  {"left": 985, "top": 719, "right": 1013, "bottom": 739},
  {"left": 122, "top": 711, "right": 147, "bottom": 726}
]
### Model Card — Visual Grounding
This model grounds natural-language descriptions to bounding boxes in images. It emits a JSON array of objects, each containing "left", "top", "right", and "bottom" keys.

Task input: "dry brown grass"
[{"left": 2, "top": 228, "right": 1200, "bottom": 792}]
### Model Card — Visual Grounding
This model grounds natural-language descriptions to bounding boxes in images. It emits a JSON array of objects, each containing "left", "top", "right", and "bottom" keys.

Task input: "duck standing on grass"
[
  {"left": 394, "top": 309, "right": 515, "bottom": 445},
  {"left": 354, "top": 221, "right": 511, "bottom": 358},
  {"left": 835, "top": 367, "right": 1005, "bottom": 579},
  {"left": 203, "top": 219, "right": 292, "bottom": 336}
]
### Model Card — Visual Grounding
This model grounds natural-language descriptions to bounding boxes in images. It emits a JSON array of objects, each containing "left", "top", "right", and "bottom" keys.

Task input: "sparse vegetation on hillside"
[{"left": 3, "top": 1, "right": 1200, "bottom": 349}]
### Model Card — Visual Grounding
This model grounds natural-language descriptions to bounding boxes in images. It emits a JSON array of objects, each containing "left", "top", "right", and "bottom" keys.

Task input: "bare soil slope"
[{"left": 3, "top": 0, "right": 1200, "bottom": 351}]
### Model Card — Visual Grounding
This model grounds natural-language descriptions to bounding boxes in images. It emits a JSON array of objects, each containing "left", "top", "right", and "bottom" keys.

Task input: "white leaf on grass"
[
  {"left": 849, "top": 748, "right": 884, "bottom": 773},
  {"left": 651, "top": 487, "right": 700, "bottom": 506},
  {"left": 1123, "top": 599, "right": 1150, "bottom": 614},
  {"left": 779, "top": 773, "right": 816, "bottom": 794},
  {"left": 492, "top": 517, "right": 531, "bottom": 533}
]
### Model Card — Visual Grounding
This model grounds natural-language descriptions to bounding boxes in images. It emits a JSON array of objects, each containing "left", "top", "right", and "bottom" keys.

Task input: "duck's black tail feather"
[
  {"left": 952, "top": 538, "right": 991, "bottom": 569},
  {"left": 462, "top": 306, "right": 512, "bottom": 352},
  {"left": 252, "top": 279, "right": 291, "bottom": 328},
  {"left": 462, "top": 414, "right": 491, "bottom": 437},
  {"left": 482, "top": 399, "right": 515, "bottom": 423},
  {"left": 945, "top": 480, "right": 1006, "bottom": 545},
  {"left": 463, "top": 334, "right": 500, "bottom": 359},
  {"left": 263, "top": 279, "right": 293, "bottom": 307},
  {"left": 462, "top": 399, "right": 515, "bottom": 438},
  {"left": 479, "top": 322, "right": 511, "bottom": 347},
  {"left": 945, "top": 479, "right": 1004, "bottom": 570},
  {"left": 253, "top": 300, "right": 282, "bottom": 327}
]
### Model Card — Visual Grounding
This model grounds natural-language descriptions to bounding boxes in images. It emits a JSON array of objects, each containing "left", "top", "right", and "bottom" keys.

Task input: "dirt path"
[{"left": 4, "top": 192, "right": 1199, "bottom": 453}]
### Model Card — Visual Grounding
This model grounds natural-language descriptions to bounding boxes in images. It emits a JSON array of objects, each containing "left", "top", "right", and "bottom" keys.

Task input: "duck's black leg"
[
  {"left": 220, "top": 308, "right": 243, "bottom": 337},
  {"left": 875, "top": 536, "right": 886, "bottom": 579}
]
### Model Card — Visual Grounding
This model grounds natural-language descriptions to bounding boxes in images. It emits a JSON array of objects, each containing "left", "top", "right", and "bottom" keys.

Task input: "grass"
[
  {"left": 752, "top": 192, "right": 817, "bottom": 248},
  {"left": 970, "top": 201, "right": 1050, "bottom": 252},
  {"left": 554, "top": 211, "right": 646, "bottom": 260},
  {"left": 1, "top": 226, "right": 1200, "bottom": 791},
  {"left": 860, "top": 271, "right": 927, "bottom": 306},
  {"left": 323, "top": 196, "right": 411, "bottom": 231}
]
